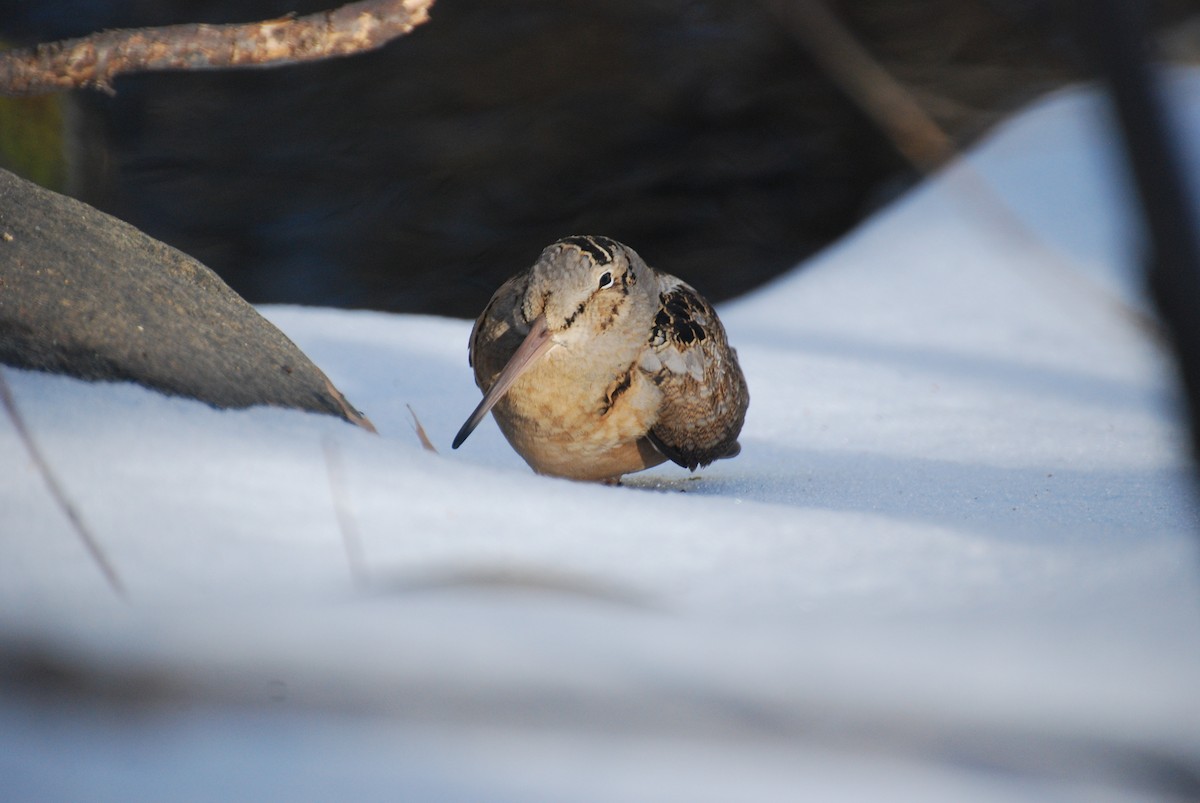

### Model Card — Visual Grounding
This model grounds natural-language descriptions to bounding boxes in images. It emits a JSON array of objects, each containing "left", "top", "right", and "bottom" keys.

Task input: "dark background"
[{"left": 1, "top": 0, "right": 1197, "bottom": 317}]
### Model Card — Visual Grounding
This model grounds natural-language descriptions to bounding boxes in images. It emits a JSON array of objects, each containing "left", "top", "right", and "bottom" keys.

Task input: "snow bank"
[{"left": 4, "top": 73, "right": 1200, "bottom": 800}]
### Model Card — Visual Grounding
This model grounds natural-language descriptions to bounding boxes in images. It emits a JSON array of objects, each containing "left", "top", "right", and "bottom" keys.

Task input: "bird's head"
[{"left": 520, "top": 235, "right": 655, "bottom": 344}]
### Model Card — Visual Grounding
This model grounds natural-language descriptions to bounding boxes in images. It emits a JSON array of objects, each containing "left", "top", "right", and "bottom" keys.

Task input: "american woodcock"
[{"left": 452, "top": 235, "right": 749, "bottom": 482}]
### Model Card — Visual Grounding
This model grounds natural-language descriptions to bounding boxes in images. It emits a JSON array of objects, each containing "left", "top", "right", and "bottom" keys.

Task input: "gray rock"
[{"left": 0, "top": 167, "right": 373, "bottom": 429}]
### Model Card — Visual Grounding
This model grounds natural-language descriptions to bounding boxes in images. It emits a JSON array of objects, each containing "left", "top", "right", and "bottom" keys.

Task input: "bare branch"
[
  {"left": 764, "top": 0, "right": 1160, "bottom": 334},
  {"left": 0, "top": 0, "right": 434, "bottom": 97},
  {"left": 761, "top": 0, "right": 954, "bottom": 172}
]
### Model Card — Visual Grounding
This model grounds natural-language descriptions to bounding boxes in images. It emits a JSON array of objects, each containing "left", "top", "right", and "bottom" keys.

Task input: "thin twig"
[
  {"left": 406, "top": 404, "right": 438, "bottom": 453},
  {"left": 761, "top": 0, "right": 954, "bottom": 171},
  {"left": 323, "top": 378, "right": 377, "bottom": 433},
  {"left": 765, "top": 0, "right": 1162, "bottom": 337},
  {"left": 0, "top": 368, "right": 126, "bottom": 598},
  {"left": 0, "top": 0, "right": 435, "bottom": 97},
  {"left": 322, "top": 435, "right": 368, "bottom": 588}
]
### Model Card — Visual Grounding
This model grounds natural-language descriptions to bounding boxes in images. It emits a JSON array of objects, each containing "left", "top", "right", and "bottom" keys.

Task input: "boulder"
[{"left": 0, "top": 167, "right": 373, "bottom": 429}]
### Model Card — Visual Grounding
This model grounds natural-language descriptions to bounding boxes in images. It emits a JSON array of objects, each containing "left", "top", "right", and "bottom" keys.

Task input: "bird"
[{"left": 452, "top": 235, "right": 749, "bottom": 483}]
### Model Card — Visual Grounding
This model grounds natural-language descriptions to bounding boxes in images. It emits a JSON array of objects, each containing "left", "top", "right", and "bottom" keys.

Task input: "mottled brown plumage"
[{"left": 453, "top": 235, "right": 749, "bottom": 482}]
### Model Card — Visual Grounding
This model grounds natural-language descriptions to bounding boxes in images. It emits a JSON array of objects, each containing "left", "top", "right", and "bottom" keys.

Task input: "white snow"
[{"left": 4, "top": 72, "right": 1200, "bottom": 800}]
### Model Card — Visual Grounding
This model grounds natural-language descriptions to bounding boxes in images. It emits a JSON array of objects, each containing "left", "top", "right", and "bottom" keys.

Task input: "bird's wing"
[{"left": 640, "top": 274, "right": 749, "bottom": 470}]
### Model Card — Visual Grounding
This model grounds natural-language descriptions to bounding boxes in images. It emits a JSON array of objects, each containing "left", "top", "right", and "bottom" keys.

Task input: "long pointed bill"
[{"left": 452, "top": 315, "right": 557, "bottom": 449}]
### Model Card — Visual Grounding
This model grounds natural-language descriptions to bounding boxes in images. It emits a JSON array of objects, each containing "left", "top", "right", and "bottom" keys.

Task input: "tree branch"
[
  {"left": 0, "top": 0, "right": 434, "bottom": 97},
  {"left": 760, "top": 0, "right": 954, "bottom": 172}
]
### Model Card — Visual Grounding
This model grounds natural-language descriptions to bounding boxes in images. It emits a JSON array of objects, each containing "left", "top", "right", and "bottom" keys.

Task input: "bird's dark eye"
[{"left": 598, "top": 271, "right": 613, "bottom": 289}]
